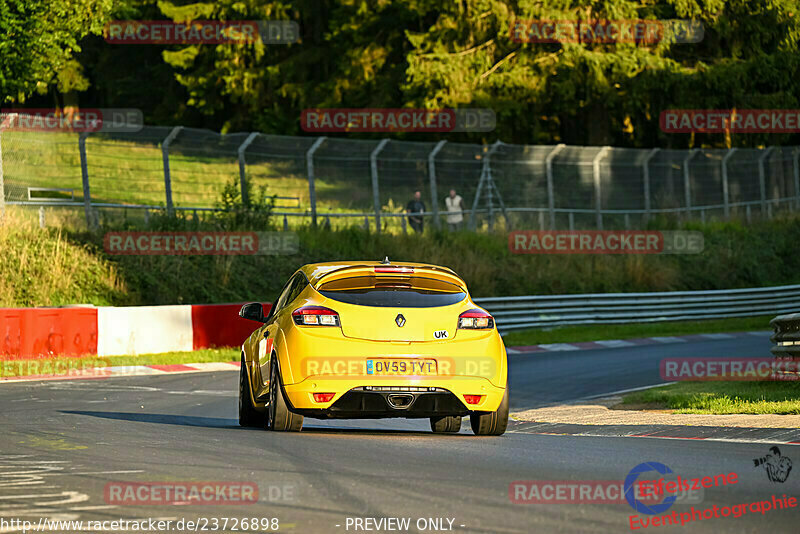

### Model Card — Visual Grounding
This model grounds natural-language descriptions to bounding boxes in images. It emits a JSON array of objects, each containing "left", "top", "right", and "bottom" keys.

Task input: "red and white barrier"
[{"left": 0, "top": 303, "right": 270, "bottom": 358}]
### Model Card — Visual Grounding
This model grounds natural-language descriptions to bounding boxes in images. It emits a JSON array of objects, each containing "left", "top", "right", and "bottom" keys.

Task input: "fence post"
[
  {"left": 78, "top": 132, "right": 94, "bottom": 229},
  {"left": 642, "top": 148, "right": 659, "bottom": 221},
  {"left": 370, "top": 139, "right": 390, "bottom": 233},
  {"left": 161, "top": 126, "right": 183, "bottom": 216},
  {"left": 237, "top": 133, "right": 259, "bottom": 206},
  {"left": 306, "top": 137, "right": 326, "bottom": 227},
  {"left": 427, "top": 140, "right": 447, "bottom": 230},
  {"left": 545, "top": 144, "right": 566, "bottom": 229},
  {"left": 682, "top": 149, "right": 700, "bottom": 219},
  {"left": 758, "top": 146, "right": 775, "bottom": 217},
  {"left": 592, "top": 146, "right": 611, "bottom": 230},
  {"left": 794, "top": 147, "right": 800, "bottom": 212},
  {"left": 721, "top": 148, "right": 737, "bottom": 219}
]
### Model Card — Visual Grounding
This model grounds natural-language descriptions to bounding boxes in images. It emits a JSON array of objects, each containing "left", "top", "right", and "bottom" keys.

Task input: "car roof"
[{"left": 298, "top": 261, "right": 463, "bottom": 288}]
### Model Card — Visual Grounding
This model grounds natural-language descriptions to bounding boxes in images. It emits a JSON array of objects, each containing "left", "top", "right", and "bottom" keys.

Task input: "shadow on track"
[
  {"left": 61, "top": 410, "right": 242, "bottom": 429},
  {"left": 299, "top": 426, "right": 447, "bottom": 438},
  {"left": 61, "top": 410, "right": 487, "bottom": 437}
]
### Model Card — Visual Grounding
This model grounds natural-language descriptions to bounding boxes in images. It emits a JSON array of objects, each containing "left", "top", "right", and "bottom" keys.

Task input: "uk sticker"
[{"left": 433, "top": 330, "right": 449, "bottom": 339}]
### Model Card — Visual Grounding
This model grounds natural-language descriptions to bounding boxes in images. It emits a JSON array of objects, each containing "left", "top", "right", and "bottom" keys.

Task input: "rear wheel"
[
  {"left": 470, "top": 387, "right": 509, "bottom": 436},
  {"left": 266, "top": 352, "right": 303, "bottom": 432},
  {"left": 238, "top": 354, "right": 261, "bottom": 427},
  {"left": 430, "top": 416, "right": 462, "bottom": 433}
]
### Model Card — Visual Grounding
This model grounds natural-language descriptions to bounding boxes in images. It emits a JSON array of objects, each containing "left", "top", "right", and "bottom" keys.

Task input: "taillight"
[
  {"left": 313, "top": 393, "right": 335, "bottom": 403},
  {"left": 464, "top": 395, "right": 484, "bottom": 405},
  {"left": 458, "top": 309, "right": 494, "bottom": 330},
  {"left": 292, "top": 306, "right": 340, "bottom": 326},
  {"left": 374, "top": 266, "right": 414, "bottom": 274}
]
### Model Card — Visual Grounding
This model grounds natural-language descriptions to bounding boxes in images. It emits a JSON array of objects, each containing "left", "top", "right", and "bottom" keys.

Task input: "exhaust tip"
[{"left": 387, "top": 393, "right": 414, "bottom": 409}]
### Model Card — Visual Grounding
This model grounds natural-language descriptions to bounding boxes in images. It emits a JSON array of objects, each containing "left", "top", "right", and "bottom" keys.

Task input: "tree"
[{"left": 0, "top": 0, "right": 112, "bottom": 103}]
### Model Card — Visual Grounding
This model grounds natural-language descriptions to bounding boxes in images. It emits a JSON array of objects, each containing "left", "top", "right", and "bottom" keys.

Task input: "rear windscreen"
[{"left": 317, "top": 276, "right": 466, "bottom": 308}]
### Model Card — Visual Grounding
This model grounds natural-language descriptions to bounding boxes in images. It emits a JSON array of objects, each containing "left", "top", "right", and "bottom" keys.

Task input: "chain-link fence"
[{"left": 2, "top": 118, "right": 799, "bottom": 231}]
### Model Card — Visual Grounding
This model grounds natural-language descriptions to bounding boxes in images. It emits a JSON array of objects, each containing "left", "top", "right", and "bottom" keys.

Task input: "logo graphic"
[
  {"left": 395, "top": 314, "right": 406, "bottom": 327},
  {"left": 754, "top": 447, "right": 793, "bottom": 483},
  {"left": 624, "top": 462, "right": 677, "bottom": 515},
  {"left": 366, "top": 360, "right": 374, "bottom": 375}
]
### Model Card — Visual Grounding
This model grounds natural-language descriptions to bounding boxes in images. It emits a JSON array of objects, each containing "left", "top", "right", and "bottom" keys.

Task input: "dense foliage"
[
  {"left": 2, "top": 208, "right": 800, "bottom": 307},
  {"left": 3, "top": 0, "right": 800, "bottom": 147}
]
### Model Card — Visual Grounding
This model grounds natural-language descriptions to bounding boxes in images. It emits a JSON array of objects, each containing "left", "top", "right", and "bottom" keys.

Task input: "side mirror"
[{"left": 239, "top": 302, "right": 266, "bottom": 323}]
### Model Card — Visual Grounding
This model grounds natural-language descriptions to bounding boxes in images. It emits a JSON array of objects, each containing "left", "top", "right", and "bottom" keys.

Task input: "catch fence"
[{"left": 1, "top": 118, "right": 799, "bottom": 231}]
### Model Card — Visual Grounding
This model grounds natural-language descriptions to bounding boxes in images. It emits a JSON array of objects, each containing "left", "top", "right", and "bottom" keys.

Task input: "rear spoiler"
[{"left": 314, "top": 264, "right": 466, "bottom": 290}]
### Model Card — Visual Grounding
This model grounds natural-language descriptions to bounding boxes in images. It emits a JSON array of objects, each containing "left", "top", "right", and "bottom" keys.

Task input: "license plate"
[{"left": 366, "top": 359, "right": 437, "bottom": 376}]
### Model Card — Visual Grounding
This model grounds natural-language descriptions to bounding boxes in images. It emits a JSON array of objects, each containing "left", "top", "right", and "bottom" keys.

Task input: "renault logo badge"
[{"left": 395, "top": 314, "right": 406, "bottom": 327}]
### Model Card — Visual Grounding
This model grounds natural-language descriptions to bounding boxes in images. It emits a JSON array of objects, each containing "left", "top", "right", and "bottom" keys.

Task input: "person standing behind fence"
[
  {"left": 406, "top": 191, "right": 425, "bottom": 233},
  {"left": 445, "top": 189, "right": 465, "bottom": 231}
]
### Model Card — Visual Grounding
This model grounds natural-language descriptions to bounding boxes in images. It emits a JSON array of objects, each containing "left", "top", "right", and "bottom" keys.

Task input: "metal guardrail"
[
  {"left": 474, "top": 284, "right": 800, "bottom": 332},
  {"left": 770, "top": 313, "right": 800, "bottom": 359}
]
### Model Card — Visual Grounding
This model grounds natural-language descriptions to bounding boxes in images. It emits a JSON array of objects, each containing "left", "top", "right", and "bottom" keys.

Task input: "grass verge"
[
  {"left": 0, "top": 348, "right": 239, "bottom": 379},
  {"left": 3, "top": 207, "right": 800, "bottom": 307},
  {"left": 501, "top": 315, "right": 774, "bottom": 346},
  {"left": 620, "top": 382, "right": 800, "bottom": 415}
]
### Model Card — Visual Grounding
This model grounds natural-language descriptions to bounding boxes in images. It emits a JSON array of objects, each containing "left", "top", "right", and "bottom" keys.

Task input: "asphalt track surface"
[{"left": 1, "top": 334, "right": 797, "bottom": 534}]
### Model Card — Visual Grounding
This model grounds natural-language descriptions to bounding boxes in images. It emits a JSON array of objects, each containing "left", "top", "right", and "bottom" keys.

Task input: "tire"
[
  {"left": 430, "top": 416, "right": 462, "bottom": 433},
  {"left": 266, "top": 352, "right": 303, "bottom": 432},
  {"left": 238, "top": 354, "right": 261, "bottom": 427},
  {"left": 470, "top": 387, "right": 509, "bottom": 436}
]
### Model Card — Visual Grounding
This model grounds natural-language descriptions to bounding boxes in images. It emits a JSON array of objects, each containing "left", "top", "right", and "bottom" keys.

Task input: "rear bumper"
[
  {"left": 279, "top": 327, "right": 507, "bottom": 388},
  {"left": 292, "top": 387, "right": 470, "bottom": 419},
  {"left": 284, "top": 376, "right": 505, "bottom": 415}
]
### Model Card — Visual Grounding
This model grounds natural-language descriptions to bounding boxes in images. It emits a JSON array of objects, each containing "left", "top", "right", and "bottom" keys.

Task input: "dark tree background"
[{"left": 3, "top": 0, "right": 800, "bottom": 148}]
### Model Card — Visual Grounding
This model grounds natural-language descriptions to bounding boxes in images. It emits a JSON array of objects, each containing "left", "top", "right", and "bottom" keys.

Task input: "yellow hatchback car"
[{"left": 238, "top": 259, "right": 509, "bottom": 435}]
